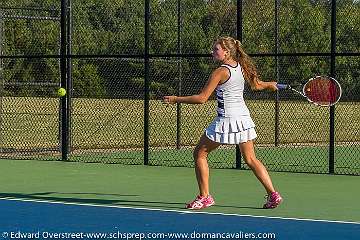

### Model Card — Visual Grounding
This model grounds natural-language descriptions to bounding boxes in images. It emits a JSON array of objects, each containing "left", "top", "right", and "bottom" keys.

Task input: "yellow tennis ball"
[{"left": 57, "top": 87, "right": 66, "bottom": 97}]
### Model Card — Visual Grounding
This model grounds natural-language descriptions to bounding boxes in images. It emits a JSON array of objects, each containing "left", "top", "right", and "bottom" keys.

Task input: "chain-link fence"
[
  {"left": 0, "top": 3, "right": 61, "bottom": 160},
  {"left": 0, "top": 0, "right": 359, "bottom": 175}
]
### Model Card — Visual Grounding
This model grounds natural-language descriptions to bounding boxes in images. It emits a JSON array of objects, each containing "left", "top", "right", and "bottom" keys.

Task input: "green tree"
[
  {"left": 336, "top": 0, "right": 360, "bottom": 99},
  {"left": 1, "top": 0, "right": 359, "bottom": 99},
  {"left": 1, "top": 0, "right": 60, "bottom": 96},
  {"left": 72, "top": 60, "right": 105, "bottom": 97}
]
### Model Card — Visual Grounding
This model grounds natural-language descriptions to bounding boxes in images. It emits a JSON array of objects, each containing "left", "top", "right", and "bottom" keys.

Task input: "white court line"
[{"left": 0, "top": 197, "right": 359, "bottom": 225}]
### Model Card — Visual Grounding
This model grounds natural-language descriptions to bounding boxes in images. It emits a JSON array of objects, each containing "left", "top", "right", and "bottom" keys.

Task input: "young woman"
[{"left": 163, "top": 36, "right": 282, "bottom": 210}]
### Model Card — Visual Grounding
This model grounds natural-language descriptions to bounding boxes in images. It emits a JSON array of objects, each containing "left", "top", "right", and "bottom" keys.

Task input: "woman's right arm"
[
  {"left": 163, "top": 67, "right": 229, "bottom": 104},
  {"left": 249, "top": 77, "right": 278, "bottom": 92}
]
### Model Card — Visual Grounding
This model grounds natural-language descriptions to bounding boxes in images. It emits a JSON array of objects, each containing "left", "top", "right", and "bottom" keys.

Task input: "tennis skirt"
[{"left": 205, "top": 116, "right": 257, "bottom": 144}]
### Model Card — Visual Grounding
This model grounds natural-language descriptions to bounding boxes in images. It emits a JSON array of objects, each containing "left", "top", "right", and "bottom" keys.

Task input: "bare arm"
[
  {"left": 164, "top": 67, "right": 229, "bottom": 104},
  {"left": 250, "top": 77, "right": 278, "bottom": 91}
]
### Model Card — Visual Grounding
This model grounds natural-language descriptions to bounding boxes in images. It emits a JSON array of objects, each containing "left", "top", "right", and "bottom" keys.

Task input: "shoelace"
[
  {"left": 264, "top": 194, "right": 277, "bottom": 204},
  {"left": 191, "top": 196, "right": 205, "bottom": 205}
]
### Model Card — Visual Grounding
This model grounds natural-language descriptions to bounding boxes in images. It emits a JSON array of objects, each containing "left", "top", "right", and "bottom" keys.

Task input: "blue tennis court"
[{"left": 0, "top": 198, "right": 359, "bottom": 240}]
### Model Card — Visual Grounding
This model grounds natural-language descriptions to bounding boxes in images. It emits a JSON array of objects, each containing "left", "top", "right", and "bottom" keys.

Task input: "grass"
[
  {"left": 0, "top": 97, "right": 359, "bottom": 149},
  {"left": 0, "top": 96, "right": 358, "bottom": 174},
  {"left": 66, "top": 144, "right": 360, "bottom": 174}
]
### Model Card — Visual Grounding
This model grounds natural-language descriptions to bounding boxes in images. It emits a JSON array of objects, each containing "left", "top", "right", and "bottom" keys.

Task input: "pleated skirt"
[{"left": 205, "top": 115, "right": 257, "bottom": 144}]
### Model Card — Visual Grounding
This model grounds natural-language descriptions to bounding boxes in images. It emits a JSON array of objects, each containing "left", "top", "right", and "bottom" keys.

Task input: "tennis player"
[{"left": 164, "top": 36, "right": 282, "bottom": 210}]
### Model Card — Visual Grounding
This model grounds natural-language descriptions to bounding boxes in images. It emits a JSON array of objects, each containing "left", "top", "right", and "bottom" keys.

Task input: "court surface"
[
  {"left": 0, "top": 198, "right": 359, "bottom": 240},
  {"left": 0, "top": 159, "right": 359, "bottom": 240}
]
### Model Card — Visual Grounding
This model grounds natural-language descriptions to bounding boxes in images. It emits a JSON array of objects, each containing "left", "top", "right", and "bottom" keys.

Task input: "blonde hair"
[{"left": 216, "top": 36, "right": 259, "bottom": 87}]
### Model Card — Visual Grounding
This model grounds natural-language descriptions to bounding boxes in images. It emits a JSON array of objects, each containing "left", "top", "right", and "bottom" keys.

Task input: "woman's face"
[{"left": 211, "top": 43, "right": 227, "bottom": 62}]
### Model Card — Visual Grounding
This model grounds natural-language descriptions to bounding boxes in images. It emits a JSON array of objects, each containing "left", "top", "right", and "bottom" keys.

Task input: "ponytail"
[
  {"left": 234, "top": 40, "right": 259, "bottom": 88},
  {"left": 216, "top": 37, "right": 260, "bottom": 89}
]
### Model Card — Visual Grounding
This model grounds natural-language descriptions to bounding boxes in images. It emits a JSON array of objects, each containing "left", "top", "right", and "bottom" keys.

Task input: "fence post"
[
  {"left": 0, "top": 9, "right": 3, "bottom": 152},
  {"left": 67, "top": 0, "right": 72, "bottom": 159},
  {"left": 235, "top": 0, "right": 243, "bottom": 169},
  {"left": 329, "top": 0, "right": 336, "bottom": 174},
  {"left": 274, "top": 0, "right": 280, "bottom": 147},
  {"left": 60, "top": 0, "right": 69, "bottom": 161},
  {"left": 144, "top": 0, "right": 150, "bottom": 165},
  {"left": 176, "top": 0, "right": 182, "bottom": 149}
]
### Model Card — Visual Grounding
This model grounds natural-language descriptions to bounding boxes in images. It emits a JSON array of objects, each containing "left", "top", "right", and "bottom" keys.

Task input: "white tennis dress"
[{"left": 205, "top": 63, "right": 257, "bottom": 144}]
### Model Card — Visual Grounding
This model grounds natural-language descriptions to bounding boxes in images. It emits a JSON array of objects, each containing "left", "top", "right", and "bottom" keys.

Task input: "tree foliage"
[{"left": 0, "top": 0, "right": 359, "bottom": 99}]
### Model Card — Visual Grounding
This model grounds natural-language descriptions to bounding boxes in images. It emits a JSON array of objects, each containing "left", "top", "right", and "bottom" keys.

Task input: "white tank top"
[{"left": 215, "top": 63, "right": 250, "bottom": 117}]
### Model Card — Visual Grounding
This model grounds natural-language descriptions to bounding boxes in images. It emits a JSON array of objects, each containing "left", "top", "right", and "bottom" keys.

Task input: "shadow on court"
[{"left": 0, "top": 192, "right": 263, "bottom": 210}]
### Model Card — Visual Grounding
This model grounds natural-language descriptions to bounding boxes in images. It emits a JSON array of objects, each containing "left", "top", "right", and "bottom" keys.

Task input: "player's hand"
[
  {"left": 163, "top": 95, "right": 177, "bottom": 104},
  {"left": 268, "top": 82, "right": 278, "bottom": 91}
]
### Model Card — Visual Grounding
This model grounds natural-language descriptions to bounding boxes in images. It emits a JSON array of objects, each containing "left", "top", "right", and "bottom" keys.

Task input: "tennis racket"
[{"left": 277, "top": 76, "right": 342, "bottom": 107}]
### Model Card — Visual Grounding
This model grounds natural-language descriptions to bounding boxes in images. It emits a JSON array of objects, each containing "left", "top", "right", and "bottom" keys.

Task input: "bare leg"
[
  {"left": 193, "top": 134, "right": 221, "bottom": 197},
  {"left": 239, "top": 140, "right": 276, "bottom": 194}
]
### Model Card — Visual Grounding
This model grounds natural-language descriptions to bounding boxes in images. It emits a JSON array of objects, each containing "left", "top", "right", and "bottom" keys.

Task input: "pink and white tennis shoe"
[
  {"left": 263, "top": 191, "right": 283, "bottom": 209},
  {"left": 186, "top": 195, "right": 215, "bottom": 210}
]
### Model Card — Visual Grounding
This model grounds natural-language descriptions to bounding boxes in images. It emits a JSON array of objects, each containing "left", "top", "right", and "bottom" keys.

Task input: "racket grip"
[{"left": 277, "top": 83, "right": 289, "bottom": 89}]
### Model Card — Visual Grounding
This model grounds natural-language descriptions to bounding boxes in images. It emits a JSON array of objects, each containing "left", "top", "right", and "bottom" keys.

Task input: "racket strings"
[{"left": 304, "top": 77, "right": 341, "bottom": 106}]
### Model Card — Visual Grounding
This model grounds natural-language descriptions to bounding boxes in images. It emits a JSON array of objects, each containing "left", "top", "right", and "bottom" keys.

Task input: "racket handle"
[{"left": 277, "top": 83, "right": 289, "bottom": 89}]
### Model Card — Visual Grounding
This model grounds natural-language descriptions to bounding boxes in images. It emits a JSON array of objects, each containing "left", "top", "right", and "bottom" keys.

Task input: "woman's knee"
[
  {"left": 244, "top": 156, "right": 258, "bottom": 168},
  {"left": 193, "top": 135, "right": 219, "bottom": 161},
  {"left": 193, "top": 145, "right": 208, "bottom": 160}
]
